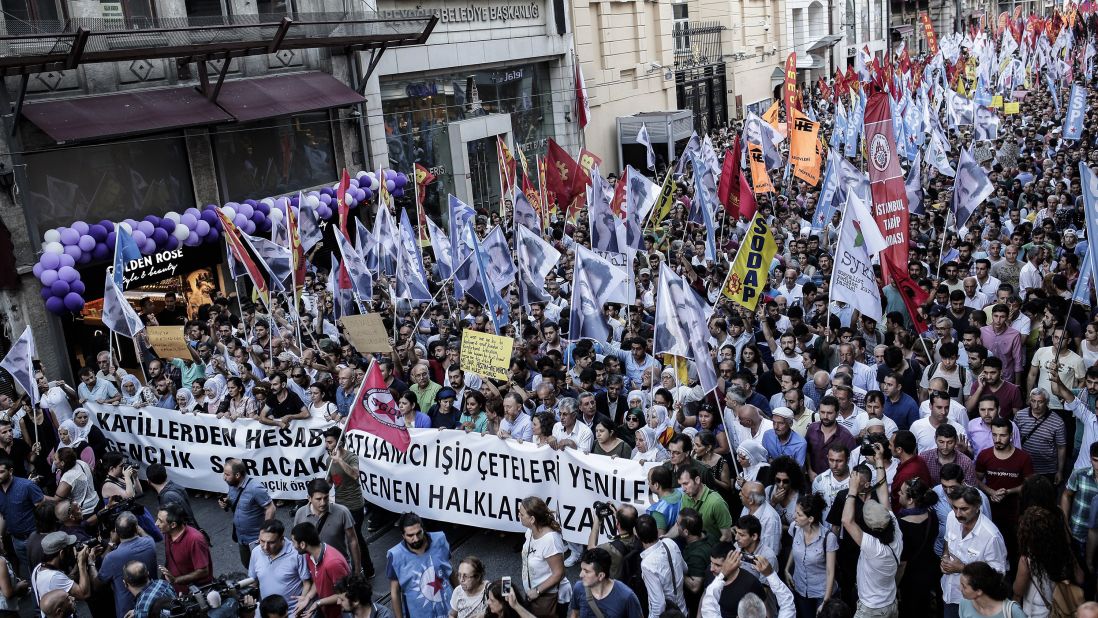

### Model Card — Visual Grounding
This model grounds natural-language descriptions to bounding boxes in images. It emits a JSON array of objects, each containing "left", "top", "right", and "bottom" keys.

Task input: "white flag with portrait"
[
  {"left": 637, "top": 123, "right": 656, "bottom": 170},
  {"left": 0, "top": 326, "right": 37, "bottom": 408},
  {"left": 515, "top": 225, "right": 560, "bottom": 308},
  {"left": 831, "top": 205, "right": 883, "bottom": 322}
]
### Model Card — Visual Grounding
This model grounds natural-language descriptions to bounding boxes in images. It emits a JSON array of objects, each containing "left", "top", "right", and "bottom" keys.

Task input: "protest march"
[{"left": 9, "top": 5, "right": 1098, "bottom": 618}]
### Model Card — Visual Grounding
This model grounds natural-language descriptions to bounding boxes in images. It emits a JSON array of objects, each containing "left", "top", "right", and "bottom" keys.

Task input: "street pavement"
[{"left": 15, "top": 490, "right": 543, "bottom": 616}]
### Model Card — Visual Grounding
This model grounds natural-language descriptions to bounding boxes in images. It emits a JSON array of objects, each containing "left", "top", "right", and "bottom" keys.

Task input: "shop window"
[
  {"left": 212, "top": 112, "right": 336, "bottom": 202},
  {"left": 23, "top": 133, "right": 195, "bottom": 235},
  {"left": 185, "top": 0, "right": 229, "bottom": 20},
  {"left": 256, "top": 0, "right": 291, "bottom": 18},
  {"left": 1, "top": 0, "right": 60, "bottom": 25}
]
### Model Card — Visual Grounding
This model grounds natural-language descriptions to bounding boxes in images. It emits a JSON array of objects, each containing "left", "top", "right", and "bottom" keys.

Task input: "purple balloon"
[
  {"left": 92, "top": 244, "right": 110, "bottom": 260},
  {"left": 195, "top": 220, "right": 211, "bottom": 237},
  {"left": 77, "top": 235, "right": 95, "bottom": 252},
  {"left": 142, "top": 239, "right": 156, "bottom": 254},
  {"left": 204, "top": 203, "right": 218, "bottom": 211},
  {"left": 63, "top": 245, "right": 82, "bottom": 260},
  {"left": 393, "top": 187, "right": 404, "bottom": 198},
  {"left": 63, "top": 293, "right": 84, "bottom": 312},
  {"left": 166, "top": 236, "right": 180, "bottom": 250},
  {"left": 76, "top": 252, "right": 91, "bottom": 265},
  {"left": 88, "top": 225, "right": 108, "bottom": 242},
  {"left": 58, "top": 266, "right": 78, "bottom": 282},
  {"left": 317, "top": 205, "right": 332, "bottom": 219},
  {"left": 233, "top": 214, "right": 247, "bottom": 228},
  {"left": 32, "top": 262, "right": 43, "bottom": 278},
  {"left": 50, "top": 280, "right": 69, "bottom": 296},
  {"left": 362, "top": 187, "right": 374, "bottom": 201},
  {"left": 252, "top": 212, "right": 267, "bottom": 228},
  {"left": 137, "top": 221, "right": 155, "bottom": 237},
  {"left": 106, "top": 232, "right": 116, "bottom": 247},
  {"left": 131, "top": 230, "right": 147, "bottom": 246},
  {"left": 40, "top": 286, "right": 53, "bottom": 301},
  {"left": 385, "top": 179, "right": 396, "bottom": 192},
  {"left": 143, "top": 215, "right": 161, "bottom": 226},
  {"left": 152, "top": 229, "right": 169, "bottom": 246},
  {"left": 59, "top": 254, "right": 75, "bottom": 268},
  {"left": 319, "top": 194, "right": 333, "bottom": 205},
  {"left": 160, "top": 218, "right": 176, "bottom": 234},
  {"left": 205, "top": 228, "right": 220, "bottom": 243},
  {"left": 98, "top": 219, "right": 114, "bottom": 230},
  {"left": 40, "top": 253, "right": 60, "bottom": 270},
  {"left": 59, "top": 228, "right": 79, "bottom": 246},
  {"left": 242, "top": 220, "right": 256, "bottom": 235},
  {"left": 186, "top": 231, "right": 199, "bottom": 246},
  {"left": 184, "top": 208, "right": 201, "bottom": 219},
  {"left": 238, "top": 203, "right": 254, "bottom": 219},
  {"left": 40, "top": 269, "right": 58, "bottom": 286},
  {"left": 244, "top": 199, "right": 258, "bottom": 207},
  {"left": 45, "top": 296, "right": 64, "bottom": 314},
  {"left": 71, "top": 280, "right": 85, "bottom": 295},
  {"left": 72, "top": 221, "right": 89, "bottom": 235},
  {"left": 200, "top": 209, "right": 218, "bottom": 225},
  {"left": 320, "top": 187, "right": 336, "bottom": 197},
  {"left": 180, "top": 214, "right": 198, "bottom": 229}
]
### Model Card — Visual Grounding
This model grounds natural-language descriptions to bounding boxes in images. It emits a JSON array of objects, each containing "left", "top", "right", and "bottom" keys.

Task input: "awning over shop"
[
  {"left": 21, "top": 86, "right": 233, "bottom": 142},
  {"left": 215, "top": 72, "right": 365, "bottom": 123},
  {"left": 807, "top": 34, "right": 844, "bottom": 53}
]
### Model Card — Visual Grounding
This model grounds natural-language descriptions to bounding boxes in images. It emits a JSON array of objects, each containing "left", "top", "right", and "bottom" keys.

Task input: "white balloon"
[
  {"left": 164, "top": 211, "right": 181, "bottom": 223},
  {"left": 43, "top": 241, "right": 63, "bottom": 255},
  {"left": 43, "top": 229, "right": 61, "bottom": 243},
  {"left": 305, "top": 195, "right": 321, "bottom": 208},
  {"left": 222, "top": 207, "right": 236, "bottom": 220},
  {"left": 260, "top": 198, "right": 275, "bottom": 207},
  {"left": 173, "top": 225, "right": 190, "bottom": 240},
  {"left": 268, "top": 208, "right": 284, "bottom": 223}
]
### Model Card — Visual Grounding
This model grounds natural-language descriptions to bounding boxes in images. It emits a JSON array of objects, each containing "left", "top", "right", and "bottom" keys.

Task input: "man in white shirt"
[
  {"left": 840, "top": 469, "right": 902, "bottom": 617},
  {"left": 725, "top": 403, "right": 772, "bottom": 454},
  {"left": 551, "top": 398, "right": 593, "bottom": 453},
  {"left": 738, "top": 481, "right": 782, "bottom": 558},
  {"left": 498, "top": 392, "right": 534, "bottom": 442},
  {"left": 940, "top": 487, "right": 1008, "bottom": 615},
  {"left": 636, "top": 515, "right": 686, "bottom": 616},
  {"left": 910, "top": 392, "right": 969, "bottom": 454},
  {"left": 812, "top": 443, "right": 851, "bottom": 520}
]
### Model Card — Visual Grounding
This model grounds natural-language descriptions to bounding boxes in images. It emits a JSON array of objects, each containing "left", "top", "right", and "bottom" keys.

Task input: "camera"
[
  {"left": 75, "top": 539, "right": 101, "bottom": 552},
  {"left": 593, "top": 501, "right": 614, "bottom": 519},
  {"left": 860, "top": 438, "right": 876, "bottom": 458},
  {"left": 741, "top": 553, "right": 757, "bottom": 565},
  {"left": 167, "top": 576, "right": 259, "bottom": 618}
]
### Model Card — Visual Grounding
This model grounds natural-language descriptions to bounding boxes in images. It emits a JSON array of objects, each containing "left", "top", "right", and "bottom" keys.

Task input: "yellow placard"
[
  {"left": 459, "top": 329, "right": 514, "bottom": 381},
  {"left": 991, "top": 95, "right": 1003, "bottom": 109},
  {"left": 339, "top": 314, "right": 394, "bottom": 354},
  {"left": 146, "top": 326, "right": 191, "bottom": 361},
  {"left": 721, "top": 213, "right": 777, "bottom": 310},
  {"left": 1004, "top": 102, "right": 1020, "bottom": 114}
]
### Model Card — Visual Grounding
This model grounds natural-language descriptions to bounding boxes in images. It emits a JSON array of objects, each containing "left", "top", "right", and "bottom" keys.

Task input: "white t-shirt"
[
  {"left": 32, "top": 565, "right": 74, "bottom": 618},
  {"left": 309, "top": 402, "right": 336, "bottom": 420},
  {"left": 856, "top": 517, "right": 903, "bottom": 609},
  {"left": 522, "top": 529, "right": 570, "bottom": 601},
  {"left": 909, "top": 418, "right": 969, "bottom": 454},
  {"left": 449, "top": 584, "right": 488, "bottom": 618},
  {"left": 41, "top": 387, "right": 74, "bottom": 424},
  {"left": 61, "top": 460, "right": 99, "bottom": 516}
]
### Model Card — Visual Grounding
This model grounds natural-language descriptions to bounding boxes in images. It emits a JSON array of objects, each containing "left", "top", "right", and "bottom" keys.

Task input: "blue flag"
[
  {"left": 690, "top": 152, "right": 717, "bottom": 262},
  {"left": 1064, "top": 84, "right": 1086, "bottom": 141},
  {"left": 1079, "top": 163, "right": 1098, "bottom": 273},
  {"left": 1073, "top": 251, "right": 1094, "bottom": 307},
  {"left": 112, "top": 224, "right": 142, "bottom": 288},
  {"left": 812, "top": 151, "right": 840, "bottom": 231},
  {"left": 448, "top": 194, "right": 476, "bottom": 300}
]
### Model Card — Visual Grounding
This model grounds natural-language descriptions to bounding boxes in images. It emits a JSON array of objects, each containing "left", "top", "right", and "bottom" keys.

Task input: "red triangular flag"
[
  {"left": 336, "top": 168, "right": 351, "bottom": 237},
  {"left": 737, "top": 169, "right": 756, "bottom": 220},
  {"left": 887, "top": 260, "right": 929, "bottom": 334},
  {"left": 345, "top": 361, "right": 410, "bottom": 452}
]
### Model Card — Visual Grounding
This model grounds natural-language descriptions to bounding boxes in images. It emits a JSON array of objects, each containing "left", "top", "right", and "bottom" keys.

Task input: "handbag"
[{"left": 1051, "top": 579, "right": 1084, "bottom": 618}]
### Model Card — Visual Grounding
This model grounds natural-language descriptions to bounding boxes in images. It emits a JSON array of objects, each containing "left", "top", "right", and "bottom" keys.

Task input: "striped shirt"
[{"left": 1014, "top": 407, "right": 1066, "bottom": 475}]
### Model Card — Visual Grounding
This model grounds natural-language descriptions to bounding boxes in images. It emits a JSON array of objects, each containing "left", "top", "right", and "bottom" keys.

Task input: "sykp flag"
[
  {"left": 448, "top": 194, "right": 476, "bottom": 298},
  {"left": 637, "top": 123, "right": 656, "bottom": 170},
  {"left": 1073, "top": 251, "right": 1094, "bottom": 307},
  {"left": 570, "top": 249, "right": 615, "bottom": 342},
  {"left": 624, "top": 166, "right": 657, "bottom": 249},
  {"left": 102, "top": 272, "right": 145, "bottom": 339},
  {"left": 426, "top": 216, "right": 453, "bottom": 279},
  {"left": 333, "top": 225, "right": 375, "bottom": 303},
  {"left": 905, "top": 152, "right": 925, "bottom": 216},
  {"left": 345, "top": 360, "right": 410, "bottom": 451},
  {"left": 112, "top": 224, "right": 142, "bottom": 288},
  {"left": 329, "top": 253, "right": 354, "bottom": 319},
  {"left": 0, "top": 326, "right": 37, "bottom": 408},
  {"left": 721, "top": 213, "right": 777, "bottom": 310},
  {"left": 951, "top": 148, "right": 994, "bottom": 228},
  {"left": 1079, "top": 163, "right": 1098, "bottom": 270},
  {"left": 588, "top": 171, "right": 625, "bottom": 252},
  {"left": 831, "top": 204, "right": 884, "bottom": 322},
  {"left": 515, "top": 224, "right": 560, "bottom": 308},
  {"left": 927, "top": 130, "right": 956, "bottom": 176},
  {"left": 355, "top": 218, "right": 375, "bottom": 268},
  {"left": 690, "top": 152, "right": 718, "bottom": 262},
  {"left": 1063, "top": 83, "right": 1086, "bottom": 140},
  {"left": 395, "top": 209, "right": 431, "bottom": 302},
  {"left": 372, "top": 204, "right": 399, "bottom": 277}
]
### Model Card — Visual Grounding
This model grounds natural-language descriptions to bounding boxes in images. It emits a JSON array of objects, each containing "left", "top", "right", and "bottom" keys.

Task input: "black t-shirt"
[
  {"left": 1, "top": 440, "right": 31, "bottom": 478},
  {"left": 267, "top": 390, "right": 305, "bottom": 419},
  {"left": 717, "top": 569, "right": 767, "bottom": 616},
  {"left": 825, "top": 488, "right": 869, "bottom": 562}
]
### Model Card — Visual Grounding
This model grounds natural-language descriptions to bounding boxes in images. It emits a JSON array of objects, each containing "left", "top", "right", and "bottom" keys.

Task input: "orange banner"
[
  {"left": 747, "top": 143, "right": 773, "bottom": 194},
  {"left": 920, "top": 12, "right": 939, "bottom": 55},
  {"left": 783, "top": 53, "right": 798, "bottom": 122},
  {"left": 789, "top": 108, "right": 821, "bottom": 186}
]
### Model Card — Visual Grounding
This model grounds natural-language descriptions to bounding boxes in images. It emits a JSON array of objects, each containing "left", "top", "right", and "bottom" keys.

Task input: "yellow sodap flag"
[
  {"left": 721, "top": 213, "right": 777, "bottom": 310},
  {"left": 648, "top": 168, "right": 677, "bottom": 229}
]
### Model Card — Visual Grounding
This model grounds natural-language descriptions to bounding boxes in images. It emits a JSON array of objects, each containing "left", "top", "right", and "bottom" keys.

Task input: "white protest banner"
[
  {"left": 344, "top": 428, "right": 657, "bottom": 544},
  {"left": 87, "top": 402, "right": 331, "bottom": 499}
]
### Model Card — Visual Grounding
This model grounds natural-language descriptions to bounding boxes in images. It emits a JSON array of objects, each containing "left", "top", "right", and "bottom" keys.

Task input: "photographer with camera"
[
  {"left": 122, "top": 560, "right": 174, "bottom": 618},
  {"left": 586, "top": 502, "right": 639, "bottom": 581},
  {"left": 31, "top": 531, "right": 96, "bottom": 614},
  {"left": 96, "top": 511, "right": 157, "bottom": 618}
]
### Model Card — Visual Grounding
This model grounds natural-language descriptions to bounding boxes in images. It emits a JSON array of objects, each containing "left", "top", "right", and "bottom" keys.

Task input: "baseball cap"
[{"left": 42, "top": 531, "right": 77, "bottom": 555}]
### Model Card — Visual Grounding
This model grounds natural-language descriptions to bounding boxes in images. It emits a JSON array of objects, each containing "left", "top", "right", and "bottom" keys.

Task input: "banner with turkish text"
[{"left": 863, "top": 92, "right": 909, "bottom": 279}]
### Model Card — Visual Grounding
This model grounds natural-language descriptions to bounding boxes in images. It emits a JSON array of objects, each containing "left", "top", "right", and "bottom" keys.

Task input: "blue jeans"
[
  {"left": 11, "top": 536, "right": 28, "bottom": 579},
  {"left": 793, "top": 590, "right": 822, "bottom": 618}
]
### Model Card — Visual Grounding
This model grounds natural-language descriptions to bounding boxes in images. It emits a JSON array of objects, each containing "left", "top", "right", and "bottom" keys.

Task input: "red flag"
[
  {"left": 716, "top": 144, "right": 740, "bottom": 218},
  {"left": 737, "top": 169, "right": 757, "bottom": 220},
  {"left": 863, "top": 92, "right": 910, "bottom": 281},
  {"left": 286, "top": 198, "right": 306, "bottom": 291},
  {"left": 496, "top": 137, "right": 517, "bottom": 192},
  {"left": 216, "top": 208, "right": 273, "bottom": 311},
  {"left": 336, "top": 168, "right": 351, "bottom": 236},
  {"left": 887, "top": 261, "right": 929, "bottom": 334},
  {"left": 575, "top": 61, "right": 590, "bottom": 129},
  {"left": 345, "top": 361, "right": 410, "bottom": 452},
  {"left": 544, "top": 139, "right": 589, "bottom": 209},
  {"left": 609, "top": 171, "right": 627, "bottom": 217}
]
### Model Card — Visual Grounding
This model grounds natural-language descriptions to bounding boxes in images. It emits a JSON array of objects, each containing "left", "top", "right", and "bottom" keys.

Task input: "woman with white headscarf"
[
  {"left": 627, "top": 390, "right": 650, "bottom": 414},
  {"left": 118, "top": 375, "right": 154, "bottom": 408},
  {"left": 736, "top": 439, "right": 771, "bottom": 484},
  {"left": 631, "top": 426, "right": 669, "bottom": 462},
  {"left": 646, "top": 405, "right": 675, "bottom": 447},
  {"left": 200, "top": 375, "right": 227, "bottom": 415},
  {"left": 51, "top": 419, "right": 95, "bottom": 477},
  {"left": 175, "top": 388, "right": 198, "bottom": 414}
]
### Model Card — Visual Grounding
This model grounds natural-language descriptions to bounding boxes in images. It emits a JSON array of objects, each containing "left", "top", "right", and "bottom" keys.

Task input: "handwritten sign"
[
  {"left": 339, "top": 314, "right": 392, "bottom": 354},
  {"left": 459, "top": 330, "right": 513, "bottom": 381},
  {"left": 146, "top": 326, "right": 191, "bottom": 361}
]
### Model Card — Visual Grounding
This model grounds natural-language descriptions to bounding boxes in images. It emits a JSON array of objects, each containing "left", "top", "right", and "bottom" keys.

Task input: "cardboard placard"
[
  {"left": 146, "top": 326, "right": 191, "bottom": 360},
  {"left": 459, "top": 329, "right": 513, "bottom": 381},
  {"left": 1004, "top": 102, "right": 1020, "bottom": 115},
  {"left": 339, "top": 314, "right": 393, "bottom": 354}
]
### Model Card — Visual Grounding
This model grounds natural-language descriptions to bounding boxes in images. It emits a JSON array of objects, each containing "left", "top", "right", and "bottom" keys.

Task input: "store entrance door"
[{"left": 466, "top": 136, "right": 502, "bottom": 213}]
